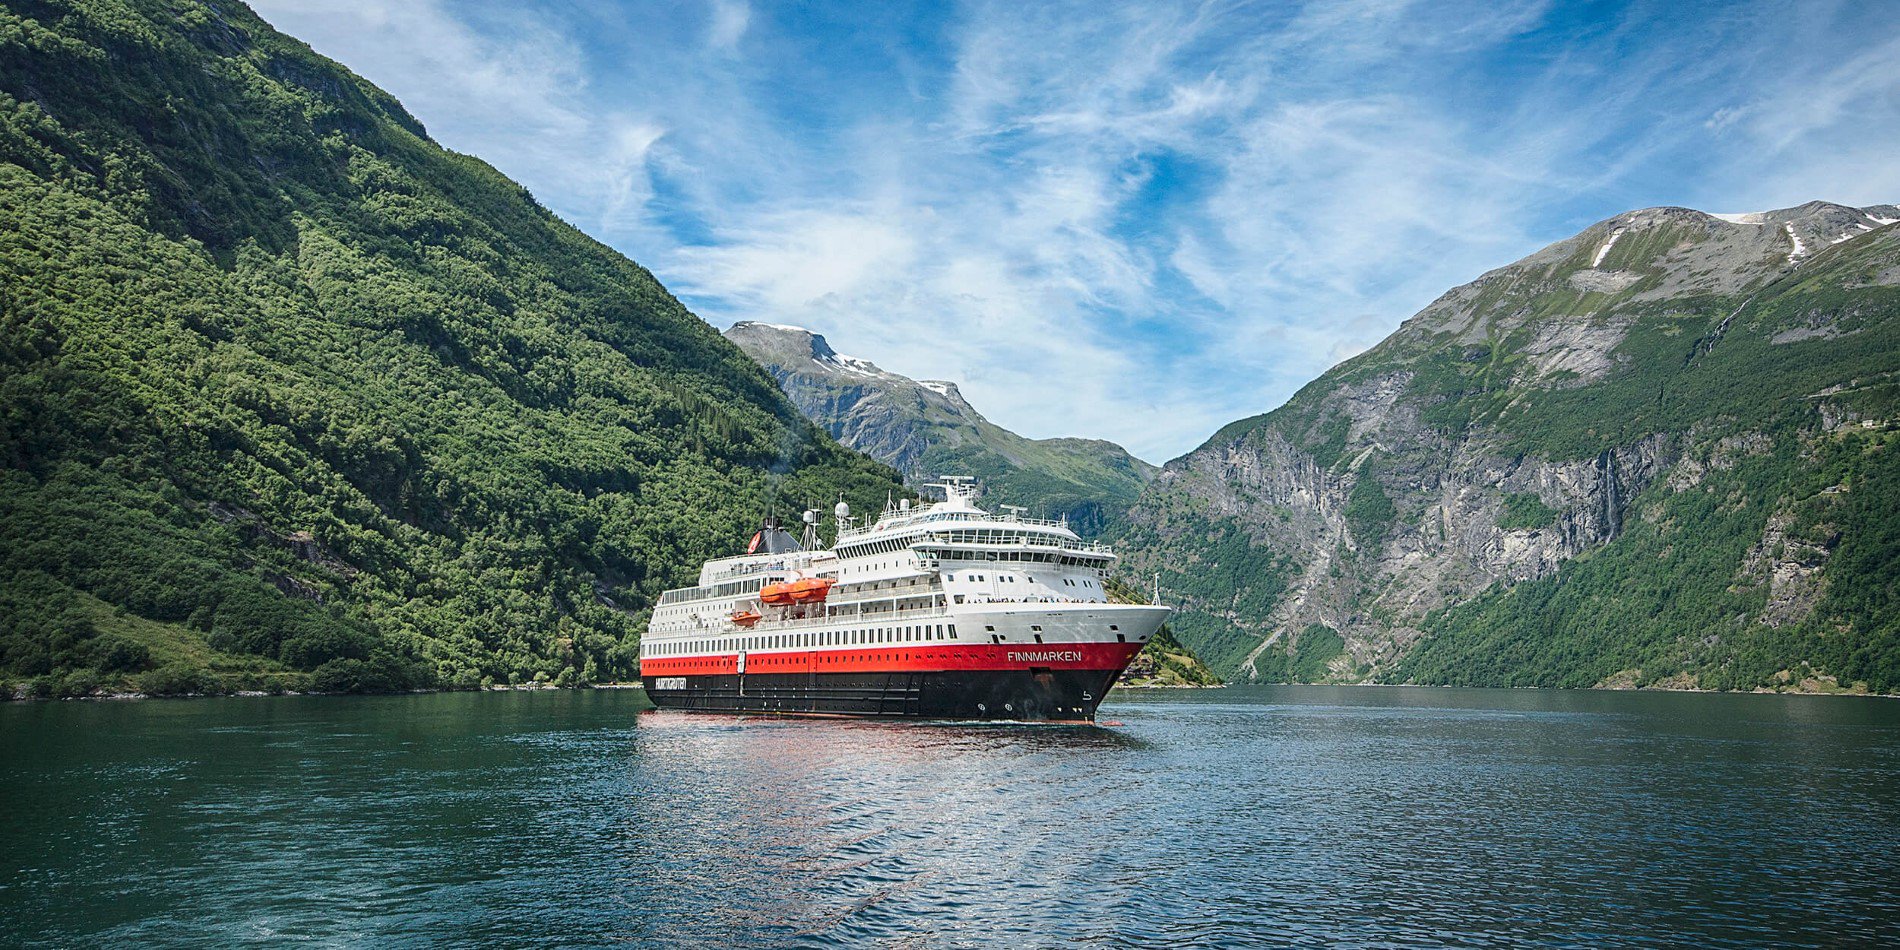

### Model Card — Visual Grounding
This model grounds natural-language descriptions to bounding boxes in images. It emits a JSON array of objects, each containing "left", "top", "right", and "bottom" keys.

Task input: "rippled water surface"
[{"left": 4, "top": 686, "right": 1898, "bottom": 946}]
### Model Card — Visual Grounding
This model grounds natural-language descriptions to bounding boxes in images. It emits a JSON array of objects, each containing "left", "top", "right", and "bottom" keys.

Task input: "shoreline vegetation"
[{"left": 9, "top": 681, "right": 1891, "bottom": 705}]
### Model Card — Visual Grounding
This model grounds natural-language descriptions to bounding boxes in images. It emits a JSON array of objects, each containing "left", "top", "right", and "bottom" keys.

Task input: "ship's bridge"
[{"left": 830, "top": 477, "right": 1113, "bottom": 567}]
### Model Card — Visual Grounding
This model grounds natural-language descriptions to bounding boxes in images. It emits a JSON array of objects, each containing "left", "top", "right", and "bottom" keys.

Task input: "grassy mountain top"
[
  {"left": 1221, "top": 202, "right": 1900, "bottom": 461},
  {"left": 0, "top": 0, "right": 906, "bottom": 697}
]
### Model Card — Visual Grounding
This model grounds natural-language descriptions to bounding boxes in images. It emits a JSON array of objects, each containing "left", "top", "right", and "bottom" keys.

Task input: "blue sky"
[{"left": 253, "top": 0, "right": 1900, "bottom": 462}]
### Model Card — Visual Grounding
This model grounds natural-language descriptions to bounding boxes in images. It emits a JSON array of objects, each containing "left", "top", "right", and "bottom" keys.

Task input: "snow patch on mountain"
[
  {"left": 1784, "top": 222, "right": 1808, "bottom": 264},
  {"left": 1591, "top": 227, "right": 1625, "bottom": 268},
  {"left": 1711, "top": 211, "right": 1768, "bottom": 224},
  {"left": 820, "top": 352, "right": 898, "bottom": 380}
]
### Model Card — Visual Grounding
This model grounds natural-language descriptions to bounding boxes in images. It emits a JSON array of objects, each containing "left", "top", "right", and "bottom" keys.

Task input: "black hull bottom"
[{"left": 644, "top": 669, "right": 1122, "bottom": 721}]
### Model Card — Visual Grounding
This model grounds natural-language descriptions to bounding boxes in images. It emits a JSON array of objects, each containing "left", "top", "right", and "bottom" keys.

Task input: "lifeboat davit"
[
  {"left": 730, "top": 609, "right": 763, "bottom": 628},
  {"left": 760, "top": 577, "right": 835, "bottom": 606}
]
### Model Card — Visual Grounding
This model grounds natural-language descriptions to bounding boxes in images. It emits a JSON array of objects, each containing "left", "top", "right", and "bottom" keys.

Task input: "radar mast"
[{"left": 925, "top": 475, "right": 981, "bottom": 509}]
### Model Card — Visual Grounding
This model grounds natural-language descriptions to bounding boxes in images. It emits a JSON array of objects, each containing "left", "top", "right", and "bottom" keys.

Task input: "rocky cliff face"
[
  {"left": 1114, "top": 202, "right": 1900, "bottom": 692},
  {"left": 726, "top": 322, "right": 1157, "bottom": 534}
]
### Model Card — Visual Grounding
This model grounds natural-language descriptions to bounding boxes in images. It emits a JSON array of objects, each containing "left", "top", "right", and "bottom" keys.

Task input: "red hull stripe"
[{"left": 641, "top": 641, "right": 1142, "bottom": 678}]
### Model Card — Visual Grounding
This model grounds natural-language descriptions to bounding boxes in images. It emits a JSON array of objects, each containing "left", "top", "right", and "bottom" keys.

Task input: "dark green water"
[{"left": 3, "top": 686, "right": 1897, "bottom": 946}]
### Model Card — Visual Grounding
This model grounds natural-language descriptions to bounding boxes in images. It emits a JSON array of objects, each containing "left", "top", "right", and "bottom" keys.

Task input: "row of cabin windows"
[
  {"left": 928, "top": 529, "right": 1077, "bottom": 547},
  {"left": 838, "top": 527, "right": 1088, "bottom": 561},
  {"left": 941, "top": 550, "right": 1099, "bottom": 564},
  {"left": 838, "top": 536, "right": 914, "bottom": 558},
  {"left": 945, "top": 573, "right": 1097, "bottom": 589},
  {"left": 653, "top": 624, "right": 960, "bottom": 655}
]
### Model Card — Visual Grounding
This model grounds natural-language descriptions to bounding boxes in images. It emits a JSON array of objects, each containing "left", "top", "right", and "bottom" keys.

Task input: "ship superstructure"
[{"left": 639, "top": 478, "right": 1170, "bottom": 720}]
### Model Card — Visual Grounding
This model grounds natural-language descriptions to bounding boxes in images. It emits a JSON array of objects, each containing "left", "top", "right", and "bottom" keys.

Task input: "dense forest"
[{"left": 0, "top": 0, "right": 909, "bottom": 697}]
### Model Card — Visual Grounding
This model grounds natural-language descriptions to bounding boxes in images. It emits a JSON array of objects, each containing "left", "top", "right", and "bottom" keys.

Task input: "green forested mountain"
[
  {"left": 725, "top": 321, "right": 1157, "bottom": 535},
  {"left": 1114, "top": 202, "right": 1900, "bottom": 694},
  {"left": 0, "top": 0, "right": 907, "bottom": 697}
]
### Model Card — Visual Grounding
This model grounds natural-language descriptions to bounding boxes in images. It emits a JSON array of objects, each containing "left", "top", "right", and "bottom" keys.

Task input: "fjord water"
[{"left": 4, "top": 688, "right": 1896, "bottom": 947}]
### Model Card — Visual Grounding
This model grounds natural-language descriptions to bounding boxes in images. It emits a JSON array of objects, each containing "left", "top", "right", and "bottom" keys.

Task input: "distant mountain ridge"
[
  {"left": 1112, "top": 200, "right": 1900, "bottom": 694},
  {"left": 726, "top": 321, "right": 1157, "bottom": 535}
]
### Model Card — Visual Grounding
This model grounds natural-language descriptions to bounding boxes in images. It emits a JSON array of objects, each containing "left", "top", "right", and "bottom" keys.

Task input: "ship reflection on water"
[{"left": 622, "top": 708, "right": 1160, "bottom": 944}]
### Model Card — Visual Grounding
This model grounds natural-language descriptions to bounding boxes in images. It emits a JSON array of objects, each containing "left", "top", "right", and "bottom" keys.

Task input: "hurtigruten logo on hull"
[{"left": 1008, "top": 650, "right": 1085, "bottom": 663}]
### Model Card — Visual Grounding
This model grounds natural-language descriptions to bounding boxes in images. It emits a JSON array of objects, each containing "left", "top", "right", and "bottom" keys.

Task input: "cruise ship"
[{"left": 639, "top": 478, "right": 1170, "bottom": 721}]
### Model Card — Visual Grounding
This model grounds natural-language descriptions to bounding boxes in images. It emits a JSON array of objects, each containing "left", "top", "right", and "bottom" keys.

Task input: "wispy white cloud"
[
  {"left": 1697, "top": 31, "right": 1900, "bottom": 207},
  {"left": 250, "top": 0, "right": 1900, "bottom": 462},
  {"left": 706, "top": 0, "right": 750, "bottom": 52}
]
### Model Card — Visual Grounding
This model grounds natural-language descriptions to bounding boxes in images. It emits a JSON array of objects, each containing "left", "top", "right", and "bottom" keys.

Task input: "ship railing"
[
  {"left": 750, "top": 602, "right": 951, "bottom": 630},
  {"left": 741, "top": 594, "right": 1111, "bottom": 630},
  {"left": 701, "top": 556, "right": 837, "bottom": 583},
  {"left": 957, "top": 596, "right": 1098, "bottom": 605},
  {"left": 910, "top": 539, "right": 1114, "bottom": 557},
  {"left": 829, "top": 577, "right": 942, "bottom": 602},
  {"left": 836, "top": 510, "right": 1075, "bottom": 541}
]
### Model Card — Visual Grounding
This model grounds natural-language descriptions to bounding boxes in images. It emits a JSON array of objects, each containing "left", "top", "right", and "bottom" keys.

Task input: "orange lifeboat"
[
  {"left": 730, "top": 609, "right": 763, "bottom": 628},
  {"left": 760, "top": 577, "right": 835, "bottom": 606}
]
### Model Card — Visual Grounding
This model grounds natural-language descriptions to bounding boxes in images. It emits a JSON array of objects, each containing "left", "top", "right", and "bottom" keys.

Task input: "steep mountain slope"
[
  {"left": 726, "top": 321, "right": 1157, "bottom": 534},
  {"left": 0, "top": 0, "right": 906, "bottom": 697},
  {"left": 1114, "top": 202, "right": 1900, "bottom": 693}
]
